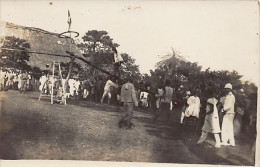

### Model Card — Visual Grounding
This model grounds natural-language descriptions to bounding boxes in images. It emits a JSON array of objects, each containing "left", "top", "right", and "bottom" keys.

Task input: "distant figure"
[
  {"left": 57, "top": 79, "right": 64, "bottom": 103},
  {"left": 39, "top": 73, "right": 47, "bottom": 91},
  {"left": 180, "top": 90, "right": 200, "bottom": 140},
  {"left": 20, "top": 71, "right": 29, "bottom": 93},
  {"left": 221, "top": 83, "right": 236, "bottom": 146},
  {"left": 18, "top": 72, "right": 22, "bottom": 91},
  {"left": 155, "top": 85, "right": 164, "bottom": 111},
  {"left": 197, "top": 89, "right": 221, "bottom": 148},
  {"left": 4, "top": 73, "right": 8, "bottom": 88},
  {"left": 147, "top": 84, "right": 156, "bottom": 112},
  {"left": 68, "top": 79, "right": 76, "bottom": 97},
  {"left": 135, "top": 87, "right": 141, "bottom": 106},
  {"left": 94, "top": 76, "right": 103, "bottom": 103},
  {"left": 82, "top": 79, "right": 90, "bottom": 100},
  {"left": 74, "top": 78, "right": 81, "bottom": 99},
  {"left": 153, "top": 80, "right": 173, "bottom": 122},
  {"left": 233, "top": 101, "right": 245, "bottom": 137},
  {"left": 0, "top": 70, "right": 5, "bottom": 90},
  {"left": 140, "top": 91, "right": 149, "bottom": 108},
  {"left": 118, "top": 78, "right": 138, "bottom": 129},
  {"left": 180, "top": 90, "right": 192, "bottom": 120},
  {"left": 100, "top": 77, "right": 118, "bottom": 104},
  {"left": 112, "top": 46, "right": 124, "bottom": 77},
  {"left": 180, "top": 90, "right": 200, "bottom": 125}
]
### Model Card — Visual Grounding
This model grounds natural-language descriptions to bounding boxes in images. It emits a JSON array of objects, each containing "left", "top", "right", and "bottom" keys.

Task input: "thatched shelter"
[{"left": 0, "top": 21, "right": 85, "bottom": 70}]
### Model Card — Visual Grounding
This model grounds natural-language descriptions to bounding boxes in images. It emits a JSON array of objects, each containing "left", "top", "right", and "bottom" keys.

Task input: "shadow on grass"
[{"left": 0, "top": 109, "right": 77, "bottom": 159}]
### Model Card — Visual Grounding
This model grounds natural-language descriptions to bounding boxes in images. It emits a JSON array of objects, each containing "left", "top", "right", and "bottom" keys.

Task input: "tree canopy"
[
  {"left": 0, "top": 36, "right": 31, "bottom": 71},
  {"left": 77, "top": 30, "right": 142, "bottom": 81},
  {"left": 143, "top": 49, "right": 256, "bottom": 100}
]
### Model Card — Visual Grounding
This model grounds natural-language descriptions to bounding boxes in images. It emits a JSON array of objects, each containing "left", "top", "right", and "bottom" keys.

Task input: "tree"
[
  {"left": 147, "top": 48, "right": 248, "bottom": 97},
  {"left": 77, "top": 30, "right": 143, "bottom": 82},
  {"left": 243, "top": 81, "right": 257, "bottom": 97},
  {"left": 60, "top": 61, "right": 83, "bottom": 79},
  {"left": 0, "top": 36, "right": 31, "bottom": 71},
  {"left": 119, "top": 53, "right": 142, "bottom": 83},
  {"left": 78, "top": 30, "right": 119, "bottom": 55},
  {"left": 149, "top": 51, "right": 203, "bottom": 90},
  {"left": 77, "top": 30, "right": 119, "bottom": 78}
]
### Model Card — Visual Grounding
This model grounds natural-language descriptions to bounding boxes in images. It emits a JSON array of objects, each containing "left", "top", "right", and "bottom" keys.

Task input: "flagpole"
[{"left": 68, "top": 9, "right": 72, "bottom": 52}]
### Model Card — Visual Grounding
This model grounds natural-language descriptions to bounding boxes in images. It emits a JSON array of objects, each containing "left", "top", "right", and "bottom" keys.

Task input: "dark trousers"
[
  {"left": 95, "top": 89, "right": 102, "bottom": 103},
  {"left": 119, "top": 102, "right": 134, "bottom": 126},
  {"left": 153, "top": 102, "right": 171, "bottom": 122}
]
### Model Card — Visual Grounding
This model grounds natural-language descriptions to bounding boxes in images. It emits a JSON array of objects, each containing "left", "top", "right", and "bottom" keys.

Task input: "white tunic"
[
  {"left": 184, "top": 96, "right": 200, "bottom": 118},
  {"left": 114, "top": 52, "right": 123, "bottom": 63}
]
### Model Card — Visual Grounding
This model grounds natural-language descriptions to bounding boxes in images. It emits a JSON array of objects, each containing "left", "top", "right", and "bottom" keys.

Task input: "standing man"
[
  {"left": 20, "top": 71, "right": 29, "bottom": 93},
  {"left": 118, "top": 78, "right": 138, "bottom": 129},
  {"left": 153, "top": 80, "right": 173, "bottom": 123},
  {"left": 221, "top": 83, "right": 236, "bottom": 146}
]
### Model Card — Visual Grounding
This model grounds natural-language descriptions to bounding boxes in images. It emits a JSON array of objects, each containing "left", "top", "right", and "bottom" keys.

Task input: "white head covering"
[{"left": 224, "top": 83, "right": 232, "bottom": 90}]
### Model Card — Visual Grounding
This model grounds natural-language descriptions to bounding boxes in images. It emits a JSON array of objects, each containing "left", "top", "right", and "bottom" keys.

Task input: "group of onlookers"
[
  {"left": 0, "top": 69, "right": 32, "bottom": 93},
  {"left": 196, "top": 83, "right": 236, "bottom": 147},
  {"left": 113, "top": 77, "right": 256, "bottom": 150},
  {"left": 3, "top": 68, "right": 256, "bottom": 149}
]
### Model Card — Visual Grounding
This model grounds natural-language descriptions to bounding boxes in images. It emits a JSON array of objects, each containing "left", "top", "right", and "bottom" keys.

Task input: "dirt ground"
[{"left": 0, "top": 90, "right": 256, "bottom": 165}]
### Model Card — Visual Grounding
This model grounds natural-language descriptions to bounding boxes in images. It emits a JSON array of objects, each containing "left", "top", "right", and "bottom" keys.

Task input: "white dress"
[{"left": 202, "top": 98, "right": 221, "bottom": 133}]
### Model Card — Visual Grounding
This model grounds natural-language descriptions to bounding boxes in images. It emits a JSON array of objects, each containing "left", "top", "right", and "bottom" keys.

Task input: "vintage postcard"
[{"left": 0, "top": 0, "right": 259, "bottom": 167}]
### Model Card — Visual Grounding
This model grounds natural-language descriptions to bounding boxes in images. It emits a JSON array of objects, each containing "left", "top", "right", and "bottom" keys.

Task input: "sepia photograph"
[{"left": 0, "top": 0, "right": 259, "bottom": 167}]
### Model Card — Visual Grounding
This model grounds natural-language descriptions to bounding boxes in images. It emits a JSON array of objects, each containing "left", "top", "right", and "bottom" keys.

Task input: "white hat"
[{"left": 224, "top": 83, "right": 232, "bottom": 90}]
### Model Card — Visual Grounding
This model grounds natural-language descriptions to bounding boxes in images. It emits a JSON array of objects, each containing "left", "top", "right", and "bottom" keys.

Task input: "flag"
[{"left": 67, "top": 10, "right": 72, "bottom": 31}]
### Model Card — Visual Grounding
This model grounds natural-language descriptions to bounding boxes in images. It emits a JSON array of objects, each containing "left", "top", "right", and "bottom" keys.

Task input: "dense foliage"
[
  {"left": 77, "top": 30, "right": 142, "bottom": 81},
  {"left": 0, "top": 36, "right": 31, "bottom": 71},
  {"left": 142, "top": 51, "right": 257, "bottom": 106}
]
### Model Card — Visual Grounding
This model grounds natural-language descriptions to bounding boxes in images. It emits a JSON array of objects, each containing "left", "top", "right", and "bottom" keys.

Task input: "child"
[{"left": 197, "top": 89, "right": 221, "bottom": 148}]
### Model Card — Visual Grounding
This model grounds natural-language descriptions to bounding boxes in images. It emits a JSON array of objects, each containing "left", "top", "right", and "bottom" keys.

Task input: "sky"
[{"left": 0, "top": 0, "right": 259, "bottom": 84}]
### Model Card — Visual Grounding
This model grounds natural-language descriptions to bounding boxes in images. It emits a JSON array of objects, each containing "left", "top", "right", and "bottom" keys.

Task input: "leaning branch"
[{"left": 0, "top": 48, "right": 156, "bottom": 94}]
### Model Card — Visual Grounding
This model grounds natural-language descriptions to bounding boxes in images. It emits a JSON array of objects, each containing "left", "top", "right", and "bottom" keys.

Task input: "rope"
[{"left": 0, "top": 47, "right": 156, "bottom": 94}]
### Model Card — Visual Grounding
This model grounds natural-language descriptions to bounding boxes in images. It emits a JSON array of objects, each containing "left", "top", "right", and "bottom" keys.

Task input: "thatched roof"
[{"left": 0, "top": 21, "right": 85, "bottom": 70}]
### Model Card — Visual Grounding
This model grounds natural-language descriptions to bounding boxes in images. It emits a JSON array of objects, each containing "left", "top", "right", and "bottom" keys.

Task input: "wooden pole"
[
  {"left": 0, "top": 47, "right": 156, "bottom": 94},
  {"left": 66, "top": 51, "right": 156, "bottom": 94}
]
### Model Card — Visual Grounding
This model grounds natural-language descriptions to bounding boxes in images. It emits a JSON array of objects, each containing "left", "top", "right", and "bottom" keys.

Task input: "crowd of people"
[
  {"left": 0, "top": 65, "right": 257, "bottom": 151},
  {"left": 0, "top": 69, "right": 35, "bottom": 93},
  {"left": 89, "top": 76, "right": 257, "bottom": 150}
]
